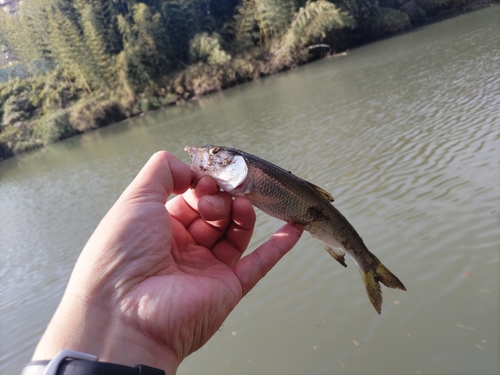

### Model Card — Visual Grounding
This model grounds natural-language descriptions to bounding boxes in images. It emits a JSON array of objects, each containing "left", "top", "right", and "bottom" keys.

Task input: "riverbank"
[{"left": 0, "top": 0, "right": 494, "bottom": 160}]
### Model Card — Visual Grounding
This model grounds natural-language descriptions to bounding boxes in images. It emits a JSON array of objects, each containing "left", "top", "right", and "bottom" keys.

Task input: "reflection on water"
[{"left": 1, "top": 6, "right": 499, "bottom": 375}]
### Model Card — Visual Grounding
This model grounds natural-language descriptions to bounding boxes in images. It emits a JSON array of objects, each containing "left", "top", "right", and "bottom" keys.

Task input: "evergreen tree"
[
  {"left": 74, "top": 0, "right": 123, "bottom": 54},
  {"left": 0, "top": 9, "right": 24, "bottom": 63},
  {"left": 231, "top": 0, "right": 295, "bottom": 50},
  {"left": 161, "top": 0, "right": 215, "bottom": 63},
  {"left": 117, "top": 2, "right": 173, "bottom": 91},
  {"left": 79, "top": 2, "right": 117, "bottom": 89},
  {"left": 47, "top": 5, "right": 94, "bottom": 92},
  {"left": 18, "top": 0, "right": 56, "bottom": 70}
]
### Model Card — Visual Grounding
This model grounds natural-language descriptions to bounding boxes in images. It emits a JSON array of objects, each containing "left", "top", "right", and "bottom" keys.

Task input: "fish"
[{"left": 184, "top": 145, "right": 406, "bottom": 313}]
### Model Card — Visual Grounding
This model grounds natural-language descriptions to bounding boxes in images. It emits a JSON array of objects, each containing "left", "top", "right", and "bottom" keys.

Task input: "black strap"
[{"left": 22, "top": 359, "right": 165, "bottom": 375}]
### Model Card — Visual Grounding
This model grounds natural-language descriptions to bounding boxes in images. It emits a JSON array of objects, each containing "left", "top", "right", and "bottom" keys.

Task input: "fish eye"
[{"left": 209, "top": 147, "right": 220, "bottom": 155}]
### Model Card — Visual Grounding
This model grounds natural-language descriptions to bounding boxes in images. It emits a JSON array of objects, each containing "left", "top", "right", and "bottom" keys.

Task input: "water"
[{"left": 1, "top": 6, "right": 499, "bottom": 374}]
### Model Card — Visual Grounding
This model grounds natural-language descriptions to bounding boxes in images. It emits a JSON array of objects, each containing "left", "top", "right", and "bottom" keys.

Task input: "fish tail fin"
[{"left": 360, "top": 261, "right": 406, "bottom": 314}]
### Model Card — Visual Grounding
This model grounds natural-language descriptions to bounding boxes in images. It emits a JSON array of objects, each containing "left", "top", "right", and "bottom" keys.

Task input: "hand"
[{"left": 32, "top": 151, "right": 303, "bottom": 374}]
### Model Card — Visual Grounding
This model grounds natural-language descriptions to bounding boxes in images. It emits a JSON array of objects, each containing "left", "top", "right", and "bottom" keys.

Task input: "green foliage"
[
  {"left": 231, "top": 0, "right": 295, "bottom": 49},
  {"left": 281, "top": 0, "right": 356, "bottom": 52},
  {"left": 117, "top": 3, "right": 173, "bottom": 92},
  {"left": 47, "top": 5, "right": 96, "bottom": 92},
  {"left": 74, "top": 0, "right": 123, "bottom": 54},
  {"left": 17, "top": 0, "right": 55, "bottom": 66},
  {"left": 0, "top": 0, "right": 488, "bottom": 158},
  {"left": 333, "top": 0, "right": 411, "bottom": 35},
  {"left": 2, "top": 91, "right": 36, "bottom": 127},
  {"left": 68, "top": 96, "right": 126, "bottom": 131},
  {"left": 0, "top": 81, "right": 36, "bottom": 156},
  {"left": 36, "top": 109, "right": 75, "bottom": 144},
  {"left": 189, "top": 33, "right": 231, "bottom": 65},
  {"left": 35, "top": 70, "right": 78, "bottom": 112},
  {"left": 134, "top": 96, "right": 161, "bottom": 114},
  {"left": 161, "top": 0, "right": 215, "bottom": 63},
  {"left": 78, "top": 3, "right": 117, "bottom": 89}
]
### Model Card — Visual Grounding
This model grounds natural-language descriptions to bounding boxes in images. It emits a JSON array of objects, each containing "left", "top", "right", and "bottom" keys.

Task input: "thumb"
[{"left": 120, "top": 151, "right": 192, "bottom": 204}]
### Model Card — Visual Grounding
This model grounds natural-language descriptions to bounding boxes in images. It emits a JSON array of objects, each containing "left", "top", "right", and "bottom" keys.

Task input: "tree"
[
  {"left": 47, "top": 5, "right": 95, "bottom": 92},
  {"left": 278, "top": 0, "right": 355, "bottom": 60},
  {"left": 284, "top": 0, "right": 355, "bottom": 48},
  {"left": 231, "top": 0, "right": 295, "bottom": 50},
  {"left": 331, "top": 0, "right": 409, "bottom": 35},
  {"left": 117, "top": 2, "right": 173, "bottom": 91},
  {"left": 79, "top": 2, "right": 117, "bottom": 89}
]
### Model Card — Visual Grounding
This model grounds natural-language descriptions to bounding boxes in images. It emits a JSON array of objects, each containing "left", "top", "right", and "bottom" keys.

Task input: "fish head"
[{"left": 184, "top": 145, "right": 248, "bottom": 192}]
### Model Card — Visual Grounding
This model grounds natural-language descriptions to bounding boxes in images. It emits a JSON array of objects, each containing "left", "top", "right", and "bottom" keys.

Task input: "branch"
[{"left": 307, "top": 43, "right": 330, "bottom": 50}]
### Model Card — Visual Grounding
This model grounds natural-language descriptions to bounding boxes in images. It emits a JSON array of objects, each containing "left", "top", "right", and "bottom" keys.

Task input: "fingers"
[
  {"left": 167, "top": 176, "right": 232, "bottom": 247},
  {"left": 185, "top": 192, "right": 234, "bottom": 248},
  {"left": 167, "top": 179, "right": 256, "bottom": 261},
  {"left": 120, "top": 151, "right": 192, "bottom": 205},
  {"left": 233, "top": 224, "right": 303, "bottom": 297},
  {"left": 210, "top": 197, "right": 256, "bottom": 267},
  {"left": 167, "top": 176, "right": 227, "bottom": 229}
]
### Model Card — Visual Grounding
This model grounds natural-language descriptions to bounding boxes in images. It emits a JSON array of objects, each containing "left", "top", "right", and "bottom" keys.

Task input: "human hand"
[{"left": 32, "top": 151, "right": 303, "bottom": 374}]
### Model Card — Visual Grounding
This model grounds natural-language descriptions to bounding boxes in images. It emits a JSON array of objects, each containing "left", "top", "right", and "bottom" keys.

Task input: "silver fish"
[{"left": 185, "top": 145, "right": 406, "bottom": 313}]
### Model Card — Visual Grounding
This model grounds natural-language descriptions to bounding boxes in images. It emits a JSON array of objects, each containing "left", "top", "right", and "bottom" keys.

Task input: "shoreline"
[{"left": 0, "top": 1, "right": 494, "bottom": 161}]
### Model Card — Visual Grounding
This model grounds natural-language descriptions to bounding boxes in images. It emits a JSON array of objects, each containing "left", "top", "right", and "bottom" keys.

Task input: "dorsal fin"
[{"left": 307, "top": 182, "right": 334, "bottom": 202}]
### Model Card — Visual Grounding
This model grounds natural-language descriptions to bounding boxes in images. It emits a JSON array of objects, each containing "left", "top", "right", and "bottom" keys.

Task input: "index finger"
[
  {"left": 233, "top": 224, "right": 303, "bottom": 297},
  {"left": 210, "top": 197, "right": 256, "bottom": 267}
]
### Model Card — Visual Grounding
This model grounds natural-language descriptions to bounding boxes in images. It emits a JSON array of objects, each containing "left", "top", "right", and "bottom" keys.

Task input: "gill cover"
[{"left": 185, "top": 145, "right": 248, "bottom": 191}]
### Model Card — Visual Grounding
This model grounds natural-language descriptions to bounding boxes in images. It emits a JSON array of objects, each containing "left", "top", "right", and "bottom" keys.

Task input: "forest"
[{"left": 0, "top": 0, "right": 490, "bottom": 159}]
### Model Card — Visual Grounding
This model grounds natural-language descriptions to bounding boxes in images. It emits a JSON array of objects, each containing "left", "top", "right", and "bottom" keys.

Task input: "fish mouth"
[
  {"left": 184, "top": 145, "right": 204, "bottom": 165},
  {"left": 184, "top": 145, "right": 198, "bottom": 157},
  {"left": 184, "top": 145, "right": 203, "bottom": 187}
]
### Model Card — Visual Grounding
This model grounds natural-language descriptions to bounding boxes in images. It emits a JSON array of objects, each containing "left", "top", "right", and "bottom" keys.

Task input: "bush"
[
  {"left": 68, "top": 97, "right": 126, "bottom": 131},
  {"left": 14, "top": 139, "right": 39, "bottom": 154},
  {"left": 36, "top": 109, "right": 75, "bottom": 145},
  {"left": 0, "top": 120, "right": 39, "bottom": 157},
  {"left": 1, "top": 87, "right": 36, "bottom": 127},
  {"left": 189, "top": 33, "right": 231, "bottom": 65},
  {"left": 135, "top": 96, "right": 162, "bottom": 113},
  {"left": 0, "top": 124, "right": 20, "bottom": 159}
]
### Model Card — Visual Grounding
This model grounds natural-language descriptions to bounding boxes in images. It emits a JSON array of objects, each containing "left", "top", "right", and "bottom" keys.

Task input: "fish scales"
[
  {"left": 225, "top": 150, "right": 368, "bottom": 266},
  {"left": 185, "top": 145, "right": 406, "bottom": 313},
  {"left": 243, "top": 153, "right": 357, "bottom": 246}
]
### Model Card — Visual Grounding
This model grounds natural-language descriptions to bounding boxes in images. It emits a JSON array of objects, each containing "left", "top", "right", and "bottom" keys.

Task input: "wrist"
[
  {"left": 23, "top": 350, "right": 166, "bottom": 375},
  {"left": 32, "top": 294, "right": 179, "bottom": 375}
]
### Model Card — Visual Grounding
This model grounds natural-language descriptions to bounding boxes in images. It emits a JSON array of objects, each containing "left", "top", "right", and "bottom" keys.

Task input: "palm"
[{"left": 117, "top": 182, "right": 251, "bottom": 361}]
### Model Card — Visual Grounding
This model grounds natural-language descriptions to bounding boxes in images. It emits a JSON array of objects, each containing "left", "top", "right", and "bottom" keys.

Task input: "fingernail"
[{"left": 204, "top": 195, "right": 224, "bottom": 209}]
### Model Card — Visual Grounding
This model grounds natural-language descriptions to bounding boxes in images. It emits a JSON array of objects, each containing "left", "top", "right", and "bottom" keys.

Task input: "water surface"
[{"left": 1, "top": 6, "right": 499, "bottom": 374}]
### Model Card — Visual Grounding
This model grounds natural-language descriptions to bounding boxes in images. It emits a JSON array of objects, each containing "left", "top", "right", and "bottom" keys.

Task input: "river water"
[{"left": 1, "top": 6, "right": 499, "bottom": 375}]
